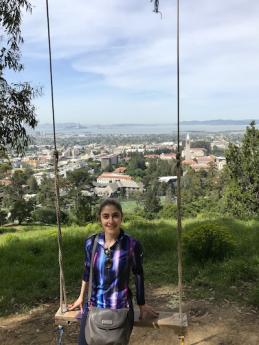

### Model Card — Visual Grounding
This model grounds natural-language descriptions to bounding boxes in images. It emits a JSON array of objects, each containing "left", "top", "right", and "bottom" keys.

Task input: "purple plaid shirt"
[{"left": 83, "top": 229, "right": 145, "bottom": 309}]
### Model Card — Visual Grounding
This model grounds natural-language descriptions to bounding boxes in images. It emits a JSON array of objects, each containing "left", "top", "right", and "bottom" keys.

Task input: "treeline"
[{"left": 0, "top": 167, "right": 98, "bottom": 226}]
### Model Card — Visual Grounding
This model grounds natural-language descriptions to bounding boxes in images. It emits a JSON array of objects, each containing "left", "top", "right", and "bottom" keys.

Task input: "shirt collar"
[{"left": 97, "top": 229, "right": 125, "bottom": 247}]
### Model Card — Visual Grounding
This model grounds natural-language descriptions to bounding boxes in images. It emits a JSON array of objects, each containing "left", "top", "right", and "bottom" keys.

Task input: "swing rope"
[
  {"left": 152, "top": 0, "right": 184, "bottom": 325},
  {"left": 45, "top": 0, "right": 67, "bottom": 313},
  {"left": 175, "top": 0, "right": 184, "bottom": 323}
]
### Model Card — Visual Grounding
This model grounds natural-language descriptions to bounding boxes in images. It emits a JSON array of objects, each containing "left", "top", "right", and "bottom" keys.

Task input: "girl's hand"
[
  {"left": 68, "top": 296, "right": 84, "bottom": 314},
  {"left": 139, "top": 304, "right": 159, "bottom": 320}
]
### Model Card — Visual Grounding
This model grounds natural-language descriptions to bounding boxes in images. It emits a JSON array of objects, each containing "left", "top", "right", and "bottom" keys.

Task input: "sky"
[{"left": 9, "top": 0, "right": 259, "bottom": 124}]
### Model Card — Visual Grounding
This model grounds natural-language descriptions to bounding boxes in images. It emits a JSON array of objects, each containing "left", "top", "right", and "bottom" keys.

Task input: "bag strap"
[{"left": 87, "top": 234, "right": 98, "bottom": 304}]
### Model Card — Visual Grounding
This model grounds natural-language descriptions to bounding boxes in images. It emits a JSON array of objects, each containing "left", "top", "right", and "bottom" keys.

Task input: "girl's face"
[{"left": 100, "top": 204, "right": 122, "bottom": 236}]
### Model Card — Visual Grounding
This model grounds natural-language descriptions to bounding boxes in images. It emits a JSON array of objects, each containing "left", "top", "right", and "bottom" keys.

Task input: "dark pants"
[
  {"left": 78, "top": 304, "right": 134, "bottom": 345},
  {"left": 78, "top": 312, "right": 88, "bottom": 345}
]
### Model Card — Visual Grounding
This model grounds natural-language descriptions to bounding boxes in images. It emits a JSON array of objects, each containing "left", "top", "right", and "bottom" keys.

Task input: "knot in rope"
[
  {"left": 176, "top": 152, "right": 181, "bottom": 168},
  {"left": 53, "top": 149, "right": 59, "bottom": 160},
  {"left": 57, "top": 325, "right": 64, "bottom": 345},
  {"left": 150, "top": 0, "right": 162, "bottom": 19}
]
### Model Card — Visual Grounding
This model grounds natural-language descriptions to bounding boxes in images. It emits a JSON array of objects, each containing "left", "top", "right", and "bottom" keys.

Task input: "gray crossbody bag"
[{"left": 85, "top": 235, "right": 132, "bottom": 345}]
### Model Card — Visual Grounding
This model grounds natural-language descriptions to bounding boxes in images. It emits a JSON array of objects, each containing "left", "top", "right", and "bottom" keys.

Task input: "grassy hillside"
[{"left": 0, "top": 218, "right": 259, "bottom": 316}]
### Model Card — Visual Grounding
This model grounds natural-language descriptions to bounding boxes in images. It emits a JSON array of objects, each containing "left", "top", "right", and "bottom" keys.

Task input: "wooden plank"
[
  {"left": 55, "top": 308, "right": 188, "bottom": 330},
  {"left": 134, "top": 310, "right": 188, "bottom": 329},
  {"left": 55, "top": 308, "right": 81, "bottom": 324}
]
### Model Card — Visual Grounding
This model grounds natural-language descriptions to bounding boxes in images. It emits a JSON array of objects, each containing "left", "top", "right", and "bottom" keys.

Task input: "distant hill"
[
  {"left": 180, "top": 119, "right": 257, "bottom": 126},
  {"left": 37, "top": 122, "right": 88, "bottom": 130},
  {"left": 31, "top": 119, "right": 258, "bottom": 135},
  {"left": 36, "top": 120, "right": 257, "bottom": 129}
]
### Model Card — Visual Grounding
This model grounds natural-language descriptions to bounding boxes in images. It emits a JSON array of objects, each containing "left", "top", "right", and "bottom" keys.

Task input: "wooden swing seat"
[{"left": 55, "top": 307, "right": 188, "bottom": 332}]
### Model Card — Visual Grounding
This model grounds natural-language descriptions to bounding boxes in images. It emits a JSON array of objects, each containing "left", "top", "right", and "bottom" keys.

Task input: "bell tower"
[{"left": 185, "top": 133, "right": 191, "bottom": 160}]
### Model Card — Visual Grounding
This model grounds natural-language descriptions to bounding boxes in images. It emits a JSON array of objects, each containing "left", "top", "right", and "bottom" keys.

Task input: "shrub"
[
  {"left": 222, "top": 258, "right": 259, "bottom": 283},
  {"left": 248, "top": 287, "right": 259, "bottom": 307},
  {"left": 32, "top": 208, "right": 69, "bottom": 224},
  {"left": 132, "top": 207, "right": 147, "bottom": 219},
  {"left": 85, "top": 223, "right": 100, "bottom": 234},
  {"left": 0, "top": 227, "right": 16, "bottom": 235},
  {"left": 10, "top": 200, "right": 34, "bottom": 224},
  {"left": 127, "top": 217, "right": 156, "bottom": 231},
  {"left": 183, "top": 221, "right": 236, "bottom": 263},
  {"left": 0, "top": 210, "right": 8, "bottom": 225},
  {"left": 159, "top": 203, "right": 177, "bottom": 219}
]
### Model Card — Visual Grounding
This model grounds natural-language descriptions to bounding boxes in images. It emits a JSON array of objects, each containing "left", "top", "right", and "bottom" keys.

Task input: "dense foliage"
[
  {"left": 32, "top": 207, "right": 69, "bottom": 225},
  {"left": 0, "top": 0, "right": 38, "bottom": 154},
  {"left": 183, "top": 221, "right": 236, "bottom": 263},
  {"left": 222, "top": 121, "right": 259, "bottom": 217}
]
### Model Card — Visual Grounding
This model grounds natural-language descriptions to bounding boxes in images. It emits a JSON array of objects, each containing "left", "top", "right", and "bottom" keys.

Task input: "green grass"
[
  {"left": 0, "top": 217, "right": 259, "bottom": 316},
  {"left": 120, "top": 200, "right": 138, "bottom": 213}
]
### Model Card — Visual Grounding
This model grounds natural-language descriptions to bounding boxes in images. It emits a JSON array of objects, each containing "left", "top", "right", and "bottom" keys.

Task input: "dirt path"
[{"left": 1, "top": 286, "right": 259, "bottom": 345}]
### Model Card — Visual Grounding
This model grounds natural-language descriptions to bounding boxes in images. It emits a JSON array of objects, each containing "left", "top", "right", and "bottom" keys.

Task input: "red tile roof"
[
  {"left": 182, "top": 159, "right": 195, "bottom": 165},
  {"left": 196, "top": 155, "right": 215, "bottom": 162},
  {"left": 160, "top": 153, "right": 176, "bottom": 159},
  {"left": 144, "top": 154, "right": 160, "bottom": 158},
  {"left": 97, "top": 173, "right": 132, "bottom": 181},
  {"left": 113, "top": 167, "right": 127, "bottom": 173}
]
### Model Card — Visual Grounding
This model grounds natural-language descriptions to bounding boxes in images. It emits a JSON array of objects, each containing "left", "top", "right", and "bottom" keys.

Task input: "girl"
[{"left": 69, "top": 198, "right": 158, "bottom": 345}]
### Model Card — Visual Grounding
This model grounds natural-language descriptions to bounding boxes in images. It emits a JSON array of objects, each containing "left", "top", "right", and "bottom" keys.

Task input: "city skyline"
[{"left": 8, "top": 0, "right": 259, "bottom": 124}]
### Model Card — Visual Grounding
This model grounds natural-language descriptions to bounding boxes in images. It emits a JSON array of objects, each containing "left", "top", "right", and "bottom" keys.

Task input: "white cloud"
[{"left": 19, "top": 0, "right": 259, "bottom": 122}]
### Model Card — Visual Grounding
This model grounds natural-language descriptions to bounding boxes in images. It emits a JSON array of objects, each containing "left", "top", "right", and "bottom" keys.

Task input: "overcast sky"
[{"left": 12, "top": 0, "right": 259, "bottom": 124}]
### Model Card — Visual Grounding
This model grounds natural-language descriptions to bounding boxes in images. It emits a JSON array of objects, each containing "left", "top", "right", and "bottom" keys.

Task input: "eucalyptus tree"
[
  {"left": 223, "top": 121, "right": 259, "bottom": 218},
  {"left": 0, "top": 0, "right": 38, "bottom": 155}
]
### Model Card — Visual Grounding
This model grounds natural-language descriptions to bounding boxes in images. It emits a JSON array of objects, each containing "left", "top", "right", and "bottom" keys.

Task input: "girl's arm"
[
  {"left": 69, "top": 237, "right": 92, "bottom": 313},
  {"left": 132, "top": 240, "right": 145, "bottom": 305},
  {"left": 68, "top": 280, "right": 88, "bottom": 313}
]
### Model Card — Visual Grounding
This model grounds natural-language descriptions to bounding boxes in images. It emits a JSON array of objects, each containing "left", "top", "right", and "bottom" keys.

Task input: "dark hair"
[{"left": 98, "top": 198, "right": 123, "bottom": 216}]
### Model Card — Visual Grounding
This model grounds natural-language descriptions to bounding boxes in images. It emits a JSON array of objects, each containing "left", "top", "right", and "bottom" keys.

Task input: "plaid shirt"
[{"left": 83, "top": 229, "right": 145, "bottom": 309}]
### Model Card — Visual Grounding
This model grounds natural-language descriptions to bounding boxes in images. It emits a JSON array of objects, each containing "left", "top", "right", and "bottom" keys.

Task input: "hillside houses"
[
  {"left": 1, "top": 132, "right": 229, "bottom": 202},
  {"left": 144, "top": 153, "right": 176, "bottom": 160},
  {"left": 95, "top": 172, "right": 143, "bottom": 198}
]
